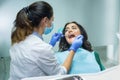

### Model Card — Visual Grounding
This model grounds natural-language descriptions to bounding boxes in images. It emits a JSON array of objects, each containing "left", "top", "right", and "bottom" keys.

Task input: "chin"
[
  {"left": 67, "top": 38, "right": 75, "bottom": 44},
  {"left": 68, "top": 41, "right": 73, "bottom": 45},
  {"left": 67, "top": 37, "right": 75, "bottom": 44}
]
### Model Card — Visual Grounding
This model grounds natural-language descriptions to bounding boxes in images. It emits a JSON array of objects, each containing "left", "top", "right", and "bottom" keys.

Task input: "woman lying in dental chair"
[{"left": 55, "top": 21, "right": 105, "bottom": 74}]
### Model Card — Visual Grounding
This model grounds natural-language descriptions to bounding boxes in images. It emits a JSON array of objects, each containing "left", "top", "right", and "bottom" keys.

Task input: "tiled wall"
[
  {"left": 0, "top": 57, "right": 10, "bottom": 80},
  {"left": 93, "top": 46, "right": 118, "bottom": 68}
]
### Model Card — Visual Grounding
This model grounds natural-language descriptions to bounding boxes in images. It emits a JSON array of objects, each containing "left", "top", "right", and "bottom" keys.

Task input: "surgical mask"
[{"left": 44, "top": 23, "right": 54, "bottom": 35}]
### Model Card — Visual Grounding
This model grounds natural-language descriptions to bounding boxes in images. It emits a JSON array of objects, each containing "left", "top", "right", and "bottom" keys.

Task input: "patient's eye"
[
  {"left": 72, "top": 26, "right": 77, "bottom": 29},
  {"left": 65, "top": 29, "right": 68, "bottom": 32},
  {"left": 65, "top": 27, "right": 69, "bottom": 32},
  {"left": 65, "top": 25, "right": 78, "bottom": 32}
]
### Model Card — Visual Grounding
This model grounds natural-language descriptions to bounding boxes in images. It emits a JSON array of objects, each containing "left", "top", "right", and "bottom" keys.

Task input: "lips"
[{"left": 68, "top": 34, "right": 76, "bottom": 38}]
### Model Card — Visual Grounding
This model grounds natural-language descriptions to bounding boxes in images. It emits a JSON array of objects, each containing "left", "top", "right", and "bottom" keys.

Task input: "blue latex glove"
[
  {"left": 49, "top": 33, "right": 62, "bottom": 47},
  {"left": 69, "top": 35, "right": 84, "bottom": 52}
]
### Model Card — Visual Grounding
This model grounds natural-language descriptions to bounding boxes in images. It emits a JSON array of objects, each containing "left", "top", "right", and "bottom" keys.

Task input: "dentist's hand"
[
  {"left": 49, "top": 33, "right": 62, "bottom": 47},
  {"left": 69, "top": 35, "right": 83, "bottom": 52}
]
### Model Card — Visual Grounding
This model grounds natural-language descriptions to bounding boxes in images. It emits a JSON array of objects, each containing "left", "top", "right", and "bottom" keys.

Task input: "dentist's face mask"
[{"left": 44, "top": 23, "right": 54, "bottom": 35}]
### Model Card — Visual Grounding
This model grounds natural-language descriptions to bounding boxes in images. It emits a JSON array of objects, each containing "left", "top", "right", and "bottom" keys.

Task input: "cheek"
[
  {"left": 64, "top": 32, "right": 68, "bottom": 37},
  {"left": 74, "top": 30, "right": 81, "bottom": 36}
]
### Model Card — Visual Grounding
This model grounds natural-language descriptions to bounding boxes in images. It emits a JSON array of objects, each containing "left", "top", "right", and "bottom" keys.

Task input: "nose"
[{"left": 68, "top": 28, "right": 73, "bottom": 33}]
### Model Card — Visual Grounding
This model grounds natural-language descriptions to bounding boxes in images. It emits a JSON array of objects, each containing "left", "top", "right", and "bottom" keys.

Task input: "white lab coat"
[{"left": 9, "top": 34, "right": 67, "bottom": 80}]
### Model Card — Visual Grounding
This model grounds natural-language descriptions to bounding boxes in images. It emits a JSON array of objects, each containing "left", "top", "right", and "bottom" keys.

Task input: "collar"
[{"left": 32, "top": 31, "right": 43, "bottom": 40}]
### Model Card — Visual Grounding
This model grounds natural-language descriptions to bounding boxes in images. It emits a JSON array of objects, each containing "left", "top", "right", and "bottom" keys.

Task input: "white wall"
[{"left": 0, "top": 0, "right": 119, "bottom": 63}]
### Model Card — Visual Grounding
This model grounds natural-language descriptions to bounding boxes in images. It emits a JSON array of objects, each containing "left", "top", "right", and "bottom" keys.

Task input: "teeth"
[{"left": 67, "top": 35, "right": 74, "bottom": 38}]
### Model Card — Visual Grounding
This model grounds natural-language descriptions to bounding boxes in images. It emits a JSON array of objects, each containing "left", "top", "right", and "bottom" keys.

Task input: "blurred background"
[{"left": 0, "top": 0, "right": 120, "bottom": 80}]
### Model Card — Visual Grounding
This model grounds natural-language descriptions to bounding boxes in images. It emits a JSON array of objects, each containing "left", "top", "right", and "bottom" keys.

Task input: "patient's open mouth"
[{"left": 68, "top": 34, "right": 75, "bottom": 38}]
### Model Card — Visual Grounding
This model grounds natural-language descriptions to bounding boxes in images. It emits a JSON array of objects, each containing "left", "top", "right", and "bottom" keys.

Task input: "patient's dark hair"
[{"left": 59, "top": 21, "right": 93, "bottom": 52}]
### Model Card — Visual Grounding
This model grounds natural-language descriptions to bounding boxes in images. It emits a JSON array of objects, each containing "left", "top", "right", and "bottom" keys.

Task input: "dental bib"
[{"left": 55, "top": 48, "right": 101, "bottom": 74}]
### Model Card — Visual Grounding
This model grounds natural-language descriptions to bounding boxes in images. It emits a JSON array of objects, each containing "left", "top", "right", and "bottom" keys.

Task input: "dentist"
[{"left": 9, "top": 1, "right": 83, "bottom": 80}]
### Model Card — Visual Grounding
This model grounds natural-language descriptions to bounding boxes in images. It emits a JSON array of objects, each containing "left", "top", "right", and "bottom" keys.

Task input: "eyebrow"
[{"left": 66, "top": 25, "right": 76, "bottom": 29}]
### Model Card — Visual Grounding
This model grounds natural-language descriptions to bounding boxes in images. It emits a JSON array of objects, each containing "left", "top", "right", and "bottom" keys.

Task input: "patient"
[{"left": 55, "top": 21, "right": 105, "bottom": 74}]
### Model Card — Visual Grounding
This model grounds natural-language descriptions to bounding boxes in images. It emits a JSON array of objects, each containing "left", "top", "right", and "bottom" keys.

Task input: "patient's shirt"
[{"left": 55, "top": 48, "right": 101, "bottom": 74}]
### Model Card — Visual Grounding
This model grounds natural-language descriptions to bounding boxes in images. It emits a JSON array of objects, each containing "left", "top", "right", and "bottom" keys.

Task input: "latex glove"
[
  {"left": 69, "top": 35, "right": 83, "bottom": 52},
  {"left": 49, "top": 33, "right": 62, "bottom": 47}
]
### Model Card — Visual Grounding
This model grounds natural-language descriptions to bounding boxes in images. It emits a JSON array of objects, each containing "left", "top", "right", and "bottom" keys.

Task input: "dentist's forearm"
[{"left": 62, "top": 50, "right": 75, "bottom": 72}]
